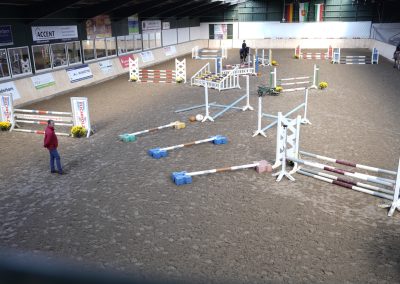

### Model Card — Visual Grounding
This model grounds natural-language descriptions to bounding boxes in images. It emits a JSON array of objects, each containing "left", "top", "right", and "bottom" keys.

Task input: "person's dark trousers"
[{"left": 49, "top": 149, "right": 62, "bottom": 173}]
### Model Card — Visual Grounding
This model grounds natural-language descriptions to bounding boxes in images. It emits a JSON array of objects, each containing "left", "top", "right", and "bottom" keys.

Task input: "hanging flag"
[
  {"left": 299, "top": 2, "right": 309, "bottom": 22},
  {"left": 315, "top": 3, "right": 324, "bottom": 22},
  {"left": 285, "top": 3, "right": 294, "bottom": 23}
]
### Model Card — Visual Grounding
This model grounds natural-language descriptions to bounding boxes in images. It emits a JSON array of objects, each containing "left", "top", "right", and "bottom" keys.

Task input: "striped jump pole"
[
  {"left": 12, "top": 108, "right": 74, "bottom": 137},
  {"left": 119, "top": 121, "right": 186, "bottom": 142},
  {"left": 287, "top": 156, "right": 395, "bottom": 187},
  {"left": 148, "top": 135, "right": 228, "bottom": 159},
  {"left": 300, "top": 167, "right": 394, "bottom": 195},
  {"left": 14, "top": 109, "right": 72, "bottom": 116},
  {"left": 11, "top": 129, "right": 71, "bottom": 137},
  {"left": 299, "top": 151, "right": 398, "bottom": 176},
  {"left": 273, "top": 112, "right": 400, "bottom": 216},
  {"left": 297, "top": 169, "right": 394, "bottom": 200},
  {"left": 171, "top": 160, "right": 272, "bottom": 185},
  {"left": 295, "top": 45, "right": 333, "bottom": 60}
]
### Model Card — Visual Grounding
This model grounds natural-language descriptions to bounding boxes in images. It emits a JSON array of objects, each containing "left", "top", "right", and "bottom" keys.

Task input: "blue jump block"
[
  {"left": 148, "top": 148, "right": 168, "bottom": 159},
  {"left": 119, "top": 133, "right": 137, "bottom": 142},
  {"left": 171, "top": 171, "right": 192, "bottom": 186},
  {"left": 212, "top": 135, "right": 228, "bottom": 145}
]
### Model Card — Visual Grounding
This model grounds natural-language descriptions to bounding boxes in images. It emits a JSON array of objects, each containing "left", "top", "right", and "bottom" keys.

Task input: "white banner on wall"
[
  {"left": 140, "top": 51, "right": 154, "bottom": 63},
  {"left": 70, "top": 97, "right": 91, "bottom": 138},
  {"left": 0, "top": 95, "right": 14, "bottom": 124},
  {"left": 0, "top": 81, "right": 21, "bottom": 100},
  {"left": 31, "top": 26, "right": 78, "bottom": 43},
  {"left": 142, "top": 20, "right": 161, "bottom": 31},
  {"left": 163, "top": 22, "right": 170, "bottom": 30},
  {"left": 31, "top": 73, "right": 56, "bottom": 89},
  {"left": 164, "top": 46, "right": 176, "bottom": 56},
  {"left": 66, "top": 64, "right": 93, "bottom": 83},
  {"left": 98, "top": 60, "right": 114, "bottom": 74}
]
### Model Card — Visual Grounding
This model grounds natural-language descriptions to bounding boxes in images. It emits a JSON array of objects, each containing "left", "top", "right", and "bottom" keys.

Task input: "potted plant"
[
  {"left": 71, "top": 126, "right": 88, "bottom": 138},
  {"left": 0, "top": 121, "right": 11, "bottom": 131},
  {"left": 319, "top": 82, "right": 328, "bottom": 90}
]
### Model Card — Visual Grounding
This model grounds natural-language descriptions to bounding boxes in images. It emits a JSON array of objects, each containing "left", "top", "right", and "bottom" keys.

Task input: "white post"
[
  {"left": 273, "top": 67, "right": 277, "bottom": 88},
  {"left": 388, "top": 158, "right": 400, "bottom": 216},
  {"left": 301, "top": 88, "right": 311, "bottom": 125},
  {"left": 202, "top": 83, "right": 214, "bottom": 122},
  {"left": 311, "top": 64, "right": 318, "bottom": 89},
  {"left": 252, "top": 95, "right": 267, "bottom": 137},
  {"left": 242, "top": 75, "right": 253, "bottom": 111},
  {"left": 272, "top": 122, "right": 296, "bottom": 182}
]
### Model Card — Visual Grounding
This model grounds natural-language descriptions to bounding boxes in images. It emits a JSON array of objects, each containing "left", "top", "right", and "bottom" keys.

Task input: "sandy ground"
[{"left": 0, "top": 48, "right": 400, "bottom": 283}]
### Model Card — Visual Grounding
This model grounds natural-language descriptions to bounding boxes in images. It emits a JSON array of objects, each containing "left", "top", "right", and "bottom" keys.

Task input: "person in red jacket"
[{"left": 44, "top": 120, "right": 63, "bottom": 174}]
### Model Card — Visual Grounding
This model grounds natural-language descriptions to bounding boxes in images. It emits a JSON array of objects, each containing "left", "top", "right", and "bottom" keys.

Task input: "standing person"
[
  {"left": 393, "top": 43, "right": 400, "bottom": 68},
  {"left": 242, "top": 40, "right": 247, "bottom": 50},
  {"left": 44, "top": 120, "right": 63, "bottom": 174}
]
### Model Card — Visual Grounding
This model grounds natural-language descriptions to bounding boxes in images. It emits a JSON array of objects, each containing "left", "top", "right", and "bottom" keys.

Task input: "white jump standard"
[
  {"left": 0, "top": 95, "right": 91, "bottom": 137},
  {"left": 148, "top": 135, "right": 228, "bottom": 159},
  {"left": 273, "top": 112, "right": 400, "bottom": 217},
  {"left": 255, "top": 48, "right": 272, "bottom": 66},
  {"left": 192, "top": 46, "right": 227, "bottom": 60},
  {"left": 172, "top": 160, "right": 272, "bottom": 185},
  {"left": 270, "top": 64, "right": 319, "bottom": 92},
  {"left": 253, "top": 88, "right": 311, "bottom": 137},
  {"left": 129, "top": 57, "right": 186, "bottom": 83},
  {"left": 295, "top": 45, "right": 333, "bottom": 60},
  {"left": 191, "top": 63, "right": 240, "bottom": 91},
  {"left": 176, "top": 75, "right": 252, "bottom": 122},
  {"left": 332, "top": 48, "right": 379, "bottom": 64},
  {"left": 119, "top": 121, "right": 185, "bottom": 142}
]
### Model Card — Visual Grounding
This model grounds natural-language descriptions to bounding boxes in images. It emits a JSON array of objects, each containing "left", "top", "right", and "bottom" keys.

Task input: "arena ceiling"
[{"left": 0, "top": 0, "right": 247, "bottom": 22}]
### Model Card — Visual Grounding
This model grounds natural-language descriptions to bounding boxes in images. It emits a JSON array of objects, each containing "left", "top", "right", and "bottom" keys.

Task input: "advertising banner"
[
  {"left": 128, "top": 14, "right": 139, "bottom": 34},
  {"left": 119, "top": 54, "right": 134, "bottom": 68},
  {"left": 162, "top": 22, "right": 170, "bottom": 30},
  {"left": 0, "top": 81, "right": 21, "bottom": 100},
  {"left": 70, "top": 97, "right": 91, "bottom": 137},
  {"left": 31, "top": 73, "right": 56, "bottom": 89},
  {"left": 31, "top": 26, "right": 78, "bottom": 43},
  {"left": 164, "top": 45, "right": 176, "bottom": 56},
  {"left": 214, "top": 24, "right": 227, "bottom": 39},
  {"left": 66, "top": 64, "right": 93, "bottom": 83},
  {"left": 86, "top": 15, "right": 112, "bottom": 39},
  {"left": 0, "top": 95, "right": 14, "bottom": 125},
  {"left": 98, "top": 59, "right": 114, "bottom": 74},
  {"left": 142, "top": 20, "right": 161, "bottom": 31},
  {"left": 140, "top": 51, "right": 154, "bottom": 63},
  {"left": 0, "top": 26, "right": 13, "bottom": 46}
]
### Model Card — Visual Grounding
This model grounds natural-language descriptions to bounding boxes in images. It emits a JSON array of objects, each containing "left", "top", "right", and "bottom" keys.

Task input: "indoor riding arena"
[{"left": 1, "top": 1, "right": 400, "bottom": 283}]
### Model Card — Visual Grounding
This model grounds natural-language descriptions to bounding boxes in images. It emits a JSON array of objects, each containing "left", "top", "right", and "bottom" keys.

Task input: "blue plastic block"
[
  {"left": 212, "top": 135, "right": 228, "bottom": 145},
  {"left": 148, "top": 148, "right": 168, "bottom": 159},
  {"left": 119, "top": 133, "right": 137, "bottom": 142},
  {"left": 171, "top": 171, "right": 192, "bottom": 186}
]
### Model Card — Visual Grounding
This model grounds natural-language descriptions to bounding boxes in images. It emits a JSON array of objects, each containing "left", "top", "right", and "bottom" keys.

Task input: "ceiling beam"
[
  {"left": 27, "top": 0, "right": 82, "bottom": 24},
  {"left": 174, "top": 1, "right": 216, "bottom": 18},
  {"left": 156, "top": 0, "right": 204, "bottom": 18},
  {"left": 188, "top": 2, "right": 230, "bottom": 18}
]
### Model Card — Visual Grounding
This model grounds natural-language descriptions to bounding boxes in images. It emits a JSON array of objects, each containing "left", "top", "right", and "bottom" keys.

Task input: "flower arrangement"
[
  {"left": 0, "top": 121, "right": 11, "bottom": 131},
  {"left": 294, "top": 54, "right": 300, "bottom": 59},
  {"left": 271, "top": 60, "right": 278, "bottom": 66},
  {"left": 275, "top": 86, "right": 283, "bottom": 92},
  {"left": 130, "top": 75, "right": 138, "bottom": 82},
  {"left": 319, "top": 82, "right": 328, "bottom": 89},
  {"left": 176, "top": 77, "right": 184, "bottom": 83},
  {"left": 71, "top": 126, "right": 88, "bottom": 138}
]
